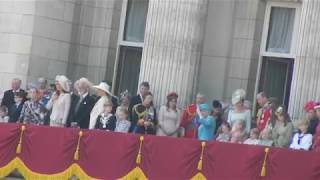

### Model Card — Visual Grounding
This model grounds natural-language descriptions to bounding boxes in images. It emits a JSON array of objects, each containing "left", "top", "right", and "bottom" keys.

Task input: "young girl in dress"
[
  {"left": 244, "top": 128, "right": 260, "bottom": 145},
  {"left": 216, "top": 122, "right": 231, "bottom": 142},
  {"left": 0, "top": 106, "right": 9, "bottom": 123},
  {"left": 115, "top": 107, "right": 131, "bottom": 133},
  {"left": 258, "top": 129, "right": 273, "bottom": 147},
  {"left": 230, "top": 120, "right": 248, "bottom": 143}
]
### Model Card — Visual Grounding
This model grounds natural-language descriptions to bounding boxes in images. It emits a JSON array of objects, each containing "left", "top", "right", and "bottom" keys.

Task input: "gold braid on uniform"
[{"left": 134, "top": 104, "right": 147, "bottom": 119}]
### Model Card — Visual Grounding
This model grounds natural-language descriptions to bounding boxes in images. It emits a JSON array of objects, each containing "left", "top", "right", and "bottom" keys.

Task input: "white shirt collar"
[
  {"left": 13, "top": 89, "right": 21, "bottom": 93},
  {"left": 81, "top": 92, "right": 89, "bottom": 99}
]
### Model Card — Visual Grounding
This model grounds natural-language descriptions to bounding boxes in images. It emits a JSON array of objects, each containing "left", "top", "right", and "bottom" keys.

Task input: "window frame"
[
  {"left": 260, "top": 1, "right": 301, "bottom": 59},
  {"left": 112, "top": 0, "right": 147, "bottom": 93},
  {"left": 253, "top": 1, "right": 301, "bottom": 114}
]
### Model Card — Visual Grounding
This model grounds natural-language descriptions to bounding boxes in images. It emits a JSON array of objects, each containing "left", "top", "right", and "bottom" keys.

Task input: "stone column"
[
  {"left": 288, "top": 0, "right": 320, "bottom": 120},
  {"left": 139, "top": 0, "right": 208, "bottom": 108}
]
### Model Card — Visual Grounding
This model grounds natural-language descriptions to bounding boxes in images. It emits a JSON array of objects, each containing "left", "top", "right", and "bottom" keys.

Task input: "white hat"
[
  {"left": 231, "top": 89, "right": 246, "bottom": 105},
  {"left": 93, "top": 82, "right": 112, "bottom": 96},
  {"left": 55, "top": 75, "right": 70, "bottom": 92}
]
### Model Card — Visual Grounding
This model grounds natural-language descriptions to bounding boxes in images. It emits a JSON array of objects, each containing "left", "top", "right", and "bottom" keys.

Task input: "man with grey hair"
[
  {"left": 1, "top": 78, "right": 25, "bottom": 109},
  {"left": 68, "top": 78, "right": 95, "bottom": 129},
  {"left": 37, "top": 77, "right": 52, "bottom": 107},
  {"left": 38, "top": 77, "right": 48, "bottom": 90}
]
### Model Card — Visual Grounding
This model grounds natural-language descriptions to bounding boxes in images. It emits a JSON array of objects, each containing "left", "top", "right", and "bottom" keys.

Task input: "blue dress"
[{"left": 198, "top": 116, "right": 216, "bottom": 141}]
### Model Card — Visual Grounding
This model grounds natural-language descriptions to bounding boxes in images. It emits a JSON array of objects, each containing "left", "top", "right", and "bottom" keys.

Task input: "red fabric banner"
[{"left": 0, "top": 123, "right": 319, "bottom": 179}]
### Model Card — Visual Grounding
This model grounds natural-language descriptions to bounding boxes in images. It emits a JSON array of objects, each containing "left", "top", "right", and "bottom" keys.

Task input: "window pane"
[
  {"left": 259, "top": 57, "right": 294, "bottom": 106},
  {"left": 124, "top": 0, "right": 149, "bottom": 42},
  {"left": 266, "top": 7, "right": 295, "bottom": 53},
  {"left": 115, "top": 46, "right": 142, "bottom": 96}
]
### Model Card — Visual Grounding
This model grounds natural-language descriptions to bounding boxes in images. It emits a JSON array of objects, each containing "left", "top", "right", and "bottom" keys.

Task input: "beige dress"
[
  {"left": 157, "top": 106, "right": 181, "bottom": 137},
  {"left": 271, "top": 121, "right": 294, "bottom": 148},
  {"left": 47, "top": 93, "right": 71, "bottom": 127}
]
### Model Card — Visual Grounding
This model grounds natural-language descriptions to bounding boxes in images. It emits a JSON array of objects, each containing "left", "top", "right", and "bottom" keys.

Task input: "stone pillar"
[
  {"left": 288, "top": 0, "right": 320, "bottom": 120},
  {"left": 66, "top": 0, "right": 122, "bottom": 84},
  {"left": 139, "top": 0, "right": 208, "bottom": 108}
]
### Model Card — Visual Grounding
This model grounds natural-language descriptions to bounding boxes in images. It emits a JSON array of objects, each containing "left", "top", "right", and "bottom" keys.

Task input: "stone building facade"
[{"left": 0, "top": 0, "right": 316, "bottom": 119}]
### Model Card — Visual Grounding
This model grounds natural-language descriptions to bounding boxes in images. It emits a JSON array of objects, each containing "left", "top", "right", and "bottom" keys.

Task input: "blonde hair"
[
  {"left": 298, "top": 119, "right": 309, "bottom": 127},
  {"left": 250, "top": 128, "right": 260, "bottom": 136}
]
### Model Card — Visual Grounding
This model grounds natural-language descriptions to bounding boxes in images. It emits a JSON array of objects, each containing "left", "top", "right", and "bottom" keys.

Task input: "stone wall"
[
  {"left": 198, "top": 0, "right": 266, "bottom": 103},
  {"left": 28, "top": 0, "right": 122, "bottom": 86},
  {"left": 66, "top": 0, "right": 122, "bottom": 85},
  {"left": 0, "top": 0, "right": 35, "bottom": 91},
  {"left": 28, "top": 0, "right": 72, "bottom": 83}
]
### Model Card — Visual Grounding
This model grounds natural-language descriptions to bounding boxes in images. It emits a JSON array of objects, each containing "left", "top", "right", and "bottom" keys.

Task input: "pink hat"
[{"left": 304, "top": 101, "right": 316, "bottom": 112}]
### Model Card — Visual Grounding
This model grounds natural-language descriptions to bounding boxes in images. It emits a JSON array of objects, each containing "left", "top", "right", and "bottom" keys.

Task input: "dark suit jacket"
[
  {"left": 94, "top": 114, "right": 117, "bottom": 131},
  {"left": 68, "top": 94, "right": 95, "bottom": 129},
  {"left": 130, "top": 104, "right": 157, "bottom": 134},
  {"left": 111, "top": 96, "right": 119, "bottom": 114},
  {"left": 128, "top": 95, "right": 143, "bottom": 122},
  {"left": 8, "top": 103, "right": 24, "bottom": 123},
  {"left": 1, "top": 89, "right": 25, "bottom": 108}
]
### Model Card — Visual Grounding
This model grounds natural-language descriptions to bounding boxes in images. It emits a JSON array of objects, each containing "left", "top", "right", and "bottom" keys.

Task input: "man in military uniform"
[
  {"left": 256, "top": 92, "right": 272, "bottom": 131},
  {"left": 180, "top": 93, "right": 206, "bottom": 138}
]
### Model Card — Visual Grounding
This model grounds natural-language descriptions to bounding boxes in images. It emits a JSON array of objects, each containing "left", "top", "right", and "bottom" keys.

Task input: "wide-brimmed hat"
[
  {"left": 55, "top": 75, "right": 70, "bottom": 92},
  {"left": 93, "top": 82, "right": 112, "bottom": 96}
]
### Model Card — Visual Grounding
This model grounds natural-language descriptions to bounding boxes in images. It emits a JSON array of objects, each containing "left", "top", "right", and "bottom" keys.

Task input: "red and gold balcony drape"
[{"left": 0, "top": 123, "right": 319, "bottom": 180}]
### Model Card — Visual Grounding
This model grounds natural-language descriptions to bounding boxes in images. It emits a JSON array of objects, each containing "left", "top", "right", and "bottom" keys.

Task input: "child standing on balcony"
[
  {"left": 290, "top": 119, "right": 312, "bottom": 151},
  {"left": 95, "top": 101, "right": 116, "bottom": 131},
  {"left": 244, "top": 128, "right": 260, "bottom": 145},
  {"left": 216, "top": 122, "right": 231, "bottom": 142},
  {"left": 115, "top": 107, "right": 131, "bottom": 133},
  {"left": 230, "top": 120, "right": 248, "bottom": 143},
  {"left": 258, "top": 129, "right": 273, "bottom": 147},
  {"left": 0, "top": 106, "right": 9, "bottom": 123}
]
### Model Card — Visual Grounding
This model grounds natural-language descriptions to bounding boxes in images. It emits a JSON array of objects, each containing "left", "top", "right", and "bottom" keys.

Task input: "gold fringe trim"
[
  {"left": 16, "top": 125, "right": 26, "bottom": 154},
  {"left": 136, "top": 136, "right": 144, "bottom": 164},
  {"left": 0, "top": 157, "right": 97, "bottom": 180},
  {"left": 197, "top": 142, "right": 206, "bottom": 171},
  {"left": 260, "top": 147, "right": 270, "bottom": 177},
  {"left": 74, "top": 130, "right": 83, "bottom": 161},
  {"left": 191, "top": 172, "right": 206, "bottom": 180},
  {"left": 119, "top": 167, "right": 147, "bottom": 180}
]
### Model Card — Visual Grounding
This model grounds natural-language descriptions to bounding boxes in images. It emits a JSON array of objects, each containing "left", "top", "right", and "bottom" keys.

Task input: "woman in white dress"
[
  {"left": 89, "top": 82, "right": 112, "bottom": 129},
  {"left": 157, "top": 92, "right": 181, "bottom": 137},
  {"left": 47, "top": 75, "right": 71, "bottom": 127},
  {"left": 228, "top": 89, "right": 252, "bottom": 132}
]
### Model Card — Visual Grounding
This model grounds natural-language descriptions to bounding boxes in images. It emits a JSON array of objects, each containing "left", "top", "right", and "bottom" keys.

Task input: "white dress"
[
  {"left": 156, "top": 106, "right": 181, "bottom": 137},
  {"left": 89, "top": 96, "right": 110, "bottom": 129},
  {"left": 47, "top": 93, "right": 71, "bottom": 127}
]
